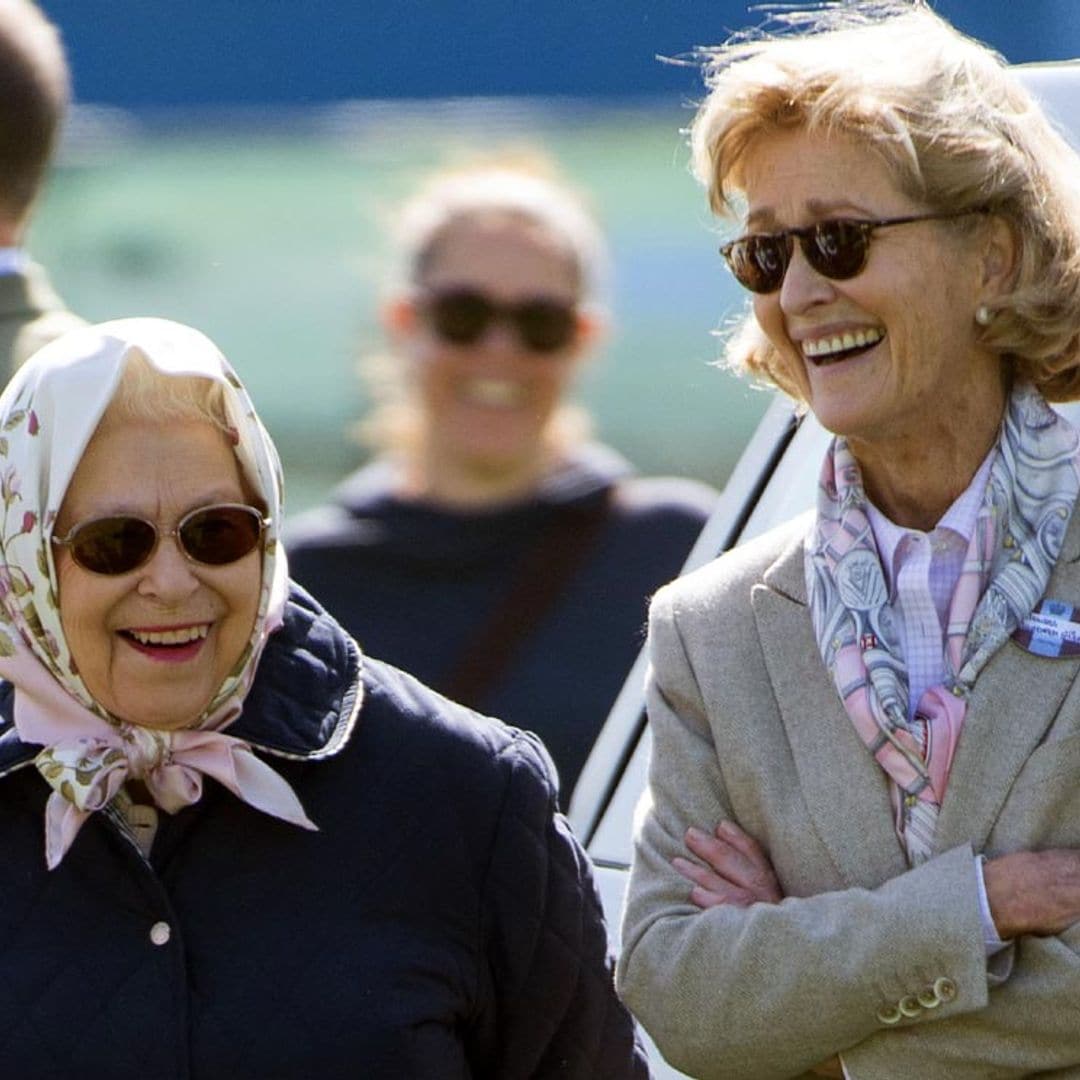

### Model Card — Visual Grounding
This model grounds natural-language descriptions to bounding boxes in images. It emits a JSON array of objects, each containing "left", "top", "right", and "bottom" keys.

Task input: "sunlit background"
[{"left": 30, "top": 1, "right": 1080, "bottom": 511}]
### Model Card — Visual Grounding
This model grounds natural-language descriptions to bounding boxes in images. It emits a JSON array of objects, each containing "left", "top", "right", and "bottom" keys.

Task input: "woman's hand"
[
  {"left": 672, "top": 820, "right": 783, "bottom": 908},
  {"left": 984, "top": 849, "right": 1080, "bottom": 939}
]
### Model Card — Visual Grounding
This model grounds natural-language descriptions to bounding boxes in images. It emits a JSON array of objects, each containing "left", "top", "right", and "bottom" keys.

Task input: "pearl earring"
[{"left": 975, "top": 304, "right": 993, "bottom": 326}]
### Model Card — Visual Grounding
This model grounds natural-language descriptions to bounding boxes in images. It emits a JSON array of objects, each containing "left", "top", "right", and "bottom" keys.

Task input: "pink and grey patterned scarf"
[{"left": 805, "top": 382, "right": 1080, "bottom": 863}]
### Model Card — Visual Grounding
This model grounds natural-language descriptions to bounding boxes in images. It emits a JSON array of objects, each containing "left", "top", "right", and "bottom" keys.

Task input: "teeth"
[
  {"left": 803, "top": 327, "right": 883, "bottom": 358},
  {"left": 463, "top": 379, "right": 524, "bottom": 407},
  {"left": 129, "top": 625, "right": 210, "bottom": 646}
]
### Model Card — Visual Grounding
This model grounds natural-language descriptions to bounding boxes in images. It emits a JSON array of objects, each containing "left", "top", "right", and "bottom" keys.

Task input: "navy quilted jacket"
[{"left": 0, "top": 585, "right": 649, "bottom": 1079}]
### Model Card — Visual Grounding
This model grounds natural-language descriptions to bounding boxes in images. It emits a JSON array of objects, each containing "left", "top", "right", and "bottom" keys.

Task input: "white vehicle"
[{"left": 567, "top": 59, "right": 1080, "bottom": 1078}]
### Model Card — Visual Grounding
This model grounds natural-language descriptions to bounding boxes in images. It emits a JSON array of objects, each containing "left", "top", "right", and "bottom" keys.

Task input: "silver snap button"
[{"left": 149, "top": 920, "right": 171, "bottom": 946}]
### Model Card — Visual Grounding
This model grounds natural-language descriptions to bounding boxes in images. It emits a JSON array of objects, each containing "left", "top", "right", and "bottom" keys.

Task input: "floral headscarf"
[{"left": 0, "top": 317, "right": 314, "bottom": 868}]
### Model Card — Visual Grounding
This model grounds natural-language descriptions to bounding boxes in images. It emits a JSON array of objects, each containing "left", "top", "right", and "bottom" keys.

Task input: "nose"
[
  {"left": 474, "top": 314, "right": 522, "bottom": 353},
  {"left": 135, "top": 534, "right": 201, "bottom": 602},
  {"left": 778, "top": 242, "right": 836, "bottom": 315}
]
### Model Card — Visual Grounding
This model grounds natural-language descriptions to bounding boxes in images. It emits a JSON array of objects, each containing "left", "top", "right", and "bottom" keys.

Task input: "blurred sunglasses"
[
  {"left": 52, "top": 502, "right": 268, "bottom": 576},
  {"left": 420, "top": 288, "right": 578, "bottom": 354},
  {"left": 720, "top": 211, "right": 981, "bottom": 294}
]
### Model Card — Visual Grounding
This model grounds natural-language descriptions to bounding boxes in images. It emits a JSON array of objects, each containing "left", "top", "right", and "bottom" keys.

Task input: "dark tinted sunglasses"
[
  {"left": 720, "top": 211, "right": 980, "bottom": 294},
  {"left": 420, "top": 288, "right": 578, "bottom": 354},
  {"left": 52, "top": 502, "right": 267, "bottom": 576}
]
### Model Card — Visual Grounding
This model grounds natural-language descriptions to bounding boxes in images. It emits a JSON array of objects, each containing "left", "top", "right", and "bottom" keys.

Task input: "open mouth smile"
[
  {"left": 460, "top": 378, "right": 527, "bottom": 408},
  {"left": 120, "top": 623, "right": 211, "bottom": 661},
  {"left": 802, "top": 327, "right": 884, "bottom": 366}
]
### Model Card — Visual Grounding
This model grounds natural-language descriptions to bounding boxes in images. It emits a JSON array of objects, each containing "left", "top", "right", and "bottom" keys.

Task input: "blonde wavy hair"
[
  {"left": 691, "top": 0, "right": 1080, "bottom": 401},
  {"left": 103, "top": 349, "right": 230, "bottom": 432}
]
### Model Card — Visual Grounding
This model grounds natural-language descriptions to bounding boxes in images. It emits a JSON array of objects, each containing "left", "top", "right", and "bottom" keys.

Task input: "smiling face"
[
  {"left": 54, "top": 416, "right": 261, "bottom": 730},
  {"left": 739, "top": 127, "right": 1007, "bottom": 458},
  {"left": 387, "top": 213, "right": 594, "bottom": 501}
]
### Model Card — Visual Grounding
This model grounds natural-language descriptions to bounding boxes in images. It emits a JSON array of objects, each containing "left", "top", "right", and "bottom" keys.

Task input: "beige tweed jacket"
[{"left": 618, "top": 508, "right": 1080, "bottom": 1080}]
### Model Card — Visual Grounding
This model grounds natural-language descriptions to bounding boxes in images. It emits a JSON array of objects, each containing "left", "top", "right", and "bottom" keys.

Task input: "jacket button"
[
  {"left": 149, "top": 921, "right": 171, "bottom": 946},
  {"left": 917, "top": 987, "right": 941, "bottom": 1009},
  {"left": 934, "top": 976, "right": 957, "bottom": 1003},
  {"left": 876, "top": 1004, "right": 903, "bottom": 1026},
  {"left": 898, "top": 995, "right": 921, "bottom": 1018}
]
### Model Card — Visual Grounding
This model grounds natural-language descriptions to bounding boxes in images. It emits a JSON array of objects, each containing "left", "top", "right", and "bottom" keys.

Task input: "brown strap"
[{"left": 439, "top": 491, "right": 614, "bottom": 706}]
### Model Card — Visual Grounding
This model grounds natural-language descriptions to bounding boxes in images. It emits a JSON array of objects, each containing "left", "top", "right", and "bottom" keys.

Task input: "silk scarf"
[
  {"left": 0, "top": 317, "right": 316, "bottom": 868},
  {"left": 805, "top": 382, "right": 1080, "bottom": 864}
]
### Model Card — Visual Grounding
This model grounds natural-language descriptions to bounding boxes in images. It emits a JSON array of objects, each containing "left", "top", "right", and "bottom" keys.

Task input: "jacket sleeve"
[
  {"left": 838, "top": 926, "right": 1080, "bottom": 1078},
  {"left": 616, "top": 588, "right": 997, "bottom": 1080},
  {"left": 481, "top": 730, "right": 650, "bottom": 1080}
]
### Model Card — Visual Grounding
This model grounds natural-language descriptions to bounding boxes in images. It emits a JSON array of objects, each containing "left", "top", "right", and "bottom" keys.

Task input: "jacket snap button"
[{"left": 149, "top": 921, "right": 171, "bottom": 946}]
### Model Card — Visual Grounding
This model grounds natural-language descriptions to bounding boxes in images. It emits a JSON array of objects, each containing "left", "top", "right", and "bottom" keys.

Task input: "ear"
[
  {"left": 978, "top": 214, "right": 1018, "bottom": 300},
  {"left": 380, "top": 293, "right": 420, "bottom": 345},
  {"left": 565, "top": 303, "right": 607, "bottom": 364}
]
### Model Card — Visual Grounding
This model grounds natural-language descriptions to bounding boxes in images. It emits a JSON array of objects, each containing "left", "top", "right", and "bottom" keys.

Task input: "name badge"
[{"left": 1014, "top": 598, "right": 1080, "bottom": 657}]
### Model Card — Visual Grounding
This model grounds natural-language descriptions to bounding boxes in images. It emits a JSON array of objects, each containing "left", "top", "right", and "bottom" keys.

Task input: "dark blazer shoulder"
[{"left": 614, "top": 474, "right": 719, "bottom": 522}]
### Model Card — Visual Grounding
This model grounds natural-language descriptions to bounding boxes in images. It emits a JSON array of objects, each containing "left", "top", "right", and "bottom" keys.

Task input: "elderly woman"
[
  {"left": 0, "top": 317, "right": 647, "bottom": 1078},
  {"left": 617, "top": 3, "right": 1080, "bottom": 1078},
  {"left": 287, "top": 156, "right": 716, "bottom": 805}
]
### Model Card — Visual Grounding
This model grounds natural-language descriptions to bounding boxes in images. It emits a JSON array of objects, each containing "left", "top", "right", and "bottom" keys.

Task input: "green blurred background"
[
  {"left": 26, "top": 3, "right": 1078, "bottom": 515},
  {"left": 26, "top": 101, "right": 765, "bottom": 513}
]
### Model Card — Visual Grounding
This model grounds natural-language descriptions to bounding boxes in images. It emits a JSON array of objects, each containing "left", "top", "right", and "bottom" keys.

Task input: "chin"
[{"left": 112, "top": 695, "right": 212, "bottom": 731}]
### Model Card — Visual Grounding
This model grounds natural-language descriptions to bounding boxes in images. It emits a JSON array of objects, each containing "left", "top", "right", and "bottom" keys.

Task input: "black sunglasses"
[
  {"left": 720, "top": 211, "right": 981, "bottom": 294},
  {"left": 52, "top": 502, "right": 268, "bottom": 576},
  {"left": 420, "top": 288, "right": 578, "bottom": 354}
]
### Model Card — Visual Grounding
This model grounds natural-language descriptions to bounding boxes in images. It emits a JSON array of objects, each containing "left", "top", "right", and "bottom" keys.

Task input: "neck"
[
  {"left": 850, "top": 377, "right": 1009, "bottom": 531},
  {"left": 399, "top": 445, "right": 555, "bottom": 510}
]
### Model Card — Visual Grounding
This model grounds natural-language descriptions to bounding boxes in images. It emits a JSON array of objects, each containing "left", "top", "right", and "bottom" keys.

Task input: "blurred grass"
[{"left": 27, "top": 99, "right": 769, "bottom": 512}]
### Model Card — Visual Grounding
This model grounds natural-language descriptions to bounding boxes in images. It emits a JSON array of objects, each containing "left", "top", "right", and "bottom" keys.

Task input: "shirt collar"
[{"left": 866, "top": 446, "right": 995, "bottom": 587}]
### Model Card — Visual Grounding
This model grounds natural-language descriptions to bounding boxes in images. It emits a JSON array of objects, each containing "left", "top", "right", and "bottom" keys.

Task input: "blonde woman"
[
  {"left": 618, "top": 3, "right": 1080, "bottom": 1077},
  {"left": 288, "top": 157, "right": 717, "bottom": 804}
]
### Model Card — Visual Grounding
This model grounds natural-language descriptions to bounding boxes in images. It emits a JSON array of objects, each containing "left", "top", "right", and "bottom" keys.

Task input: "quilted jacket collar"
[{"left": 0, "top": 583, "right": 363, "bottom": 778}]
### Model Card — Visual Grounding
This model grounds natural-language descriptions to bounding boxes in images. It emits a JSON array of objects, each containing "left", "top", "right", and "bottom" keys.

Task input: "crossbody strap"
[{"left": 438, "top": 490, "right": 614, "bottom": 707}]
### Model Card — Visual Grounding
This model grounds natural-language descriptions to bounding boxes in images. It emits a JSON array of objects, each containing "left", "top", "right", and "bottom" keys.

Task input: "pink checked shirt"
[
  {"left": 864, "top": 448, "right": 1004, "bottom": 954},
  {"left": 865, "top": 451, "right": 994, "bottom": 721}
]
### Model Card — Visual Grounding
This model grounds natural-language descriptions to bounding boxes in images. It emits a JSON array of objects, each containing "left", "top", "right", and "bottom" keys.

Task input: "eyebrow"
[
  {"left": 744, "top": 198, "right": 879, "bottom": 231},
  {"left": 63, "top": 490, "right": 246, "bottom": 524}
]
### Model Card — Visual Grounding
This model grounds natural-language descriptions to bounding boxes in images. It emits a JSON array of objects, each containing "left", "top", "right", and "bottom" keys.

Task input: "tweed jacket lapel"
[
  {"left": 934, "top": 508, "right": 1080, "bottom": 854},
  {"left": 752, "top": 527, "right": 910, "bottom": 888}
]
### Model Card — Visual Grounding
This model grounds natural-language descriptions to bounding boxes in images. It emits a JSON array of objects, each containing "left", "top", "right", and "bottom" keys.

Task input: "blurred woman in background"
[{"left": 287, "top": 154, "right": 717, "bottom": 805}]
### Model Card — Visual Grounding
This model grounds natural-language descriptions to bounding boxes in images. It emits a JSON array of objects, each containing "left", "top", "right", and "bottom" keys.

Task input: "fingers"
[
  {"left": 672, "top": 855, "right": 756, "bottom": 908},
  {"left": 672, "top": 821, "right": 784, "bottom": 910},
  {"left": 684, "top": 822, "right": 783, "bottom": 903},
  {"left": 809, "top": 1055, "right": 845, "bottom": 1078},
  {"left": 985, "top": 848, "right": 1080, "bottom": 938}
]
